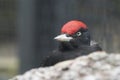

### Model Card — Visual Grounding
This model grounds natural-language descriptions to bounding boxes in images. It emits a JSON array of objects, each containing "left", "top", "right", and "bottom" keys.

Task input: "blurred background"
[{"left": 0, "top": 0, "right": 120, "bottom": 79}]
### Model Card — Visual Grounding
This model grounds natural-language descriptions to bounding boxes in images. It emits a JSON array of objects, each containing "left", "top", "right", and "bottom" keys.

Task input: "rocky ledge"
[{"left": 10, "top": 51, "right": 120, "bottom": 80}]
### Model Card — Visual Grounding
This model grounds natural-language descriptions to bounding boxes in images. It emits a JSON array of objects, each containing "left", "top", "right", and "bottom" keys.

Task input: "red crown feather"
[{"left": 61, "top": 20, "right": 87, "bottom": 35}]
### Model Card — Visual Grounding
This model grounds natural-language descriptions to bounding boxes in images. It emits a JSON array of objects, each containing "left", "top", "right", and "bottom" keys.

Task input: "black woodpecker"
[{"left": 41, "top": 20, "right": 102, "bottom": 67}]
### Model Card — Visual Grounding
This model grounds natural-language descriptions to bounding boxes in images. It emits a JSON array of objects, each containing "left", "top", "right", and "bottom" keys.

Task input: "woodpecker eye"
[{"left": 76, "top": 32, "right": 81, "bottom": 36}]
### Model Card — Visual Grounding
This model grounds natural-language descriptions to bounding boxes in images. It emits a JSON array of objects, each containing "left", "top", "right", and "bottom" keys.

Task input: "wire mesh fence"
[
  {"left": 0, "top": 0, "right": 120, "bottom": 79},
  {"left": 0, "top": 0, "right": 17, "bottom": 80},
  {"left": 0, "top": 0, "right": 16, "bottom": 42}
]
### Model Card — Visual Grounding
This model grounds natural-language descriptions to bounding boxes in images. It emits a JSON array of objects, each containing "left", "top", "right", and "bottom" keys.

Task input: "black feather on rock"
[{"left": 41, "top": 20, "right": 102, "bottom": 67}]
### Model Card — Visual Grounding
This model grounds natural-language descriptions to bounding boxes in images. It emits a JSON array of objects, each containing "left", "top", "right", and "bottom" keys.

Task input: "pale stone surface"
[{"left": 10, "top": 51, "right": 120, "bottom": 80}]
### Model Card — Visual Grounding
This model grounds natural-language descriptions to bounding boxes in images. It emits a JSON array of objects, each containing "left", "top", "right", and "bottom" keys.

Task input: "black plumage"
[{"left": 41, "top": 20, "right": 102, "bottom": 67}]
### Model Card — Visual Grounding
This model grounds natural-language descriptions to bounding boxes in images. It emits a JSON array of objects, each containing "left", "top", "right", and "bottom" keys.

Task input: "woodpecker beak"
[{"left": 54, "top": 34, "right": 73, "bottom": 42}]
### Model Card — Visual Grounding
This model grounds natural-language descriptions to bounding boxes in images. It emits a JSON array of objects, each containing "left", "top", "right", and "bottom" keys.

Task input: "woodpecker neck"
[
  {"left": 58, "top": 42, "right": 74, "bottom": 51},
  {"left": 59, "top": 41, "right": 90, "bottom": 52}
]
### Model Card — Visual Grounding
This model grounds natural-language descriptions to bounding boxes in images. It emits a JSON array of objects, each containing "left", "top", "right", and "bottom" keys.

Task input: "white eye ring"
[{"left": 76, "top": 32, "right": 81, "bottom": 36}]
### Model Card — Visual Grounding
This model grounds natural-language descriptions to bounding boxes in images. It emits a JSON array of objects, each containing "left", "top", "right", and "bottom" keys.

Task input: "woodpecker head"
[{"left": 54, "top": 20, "right": 91, "bottom": 46}]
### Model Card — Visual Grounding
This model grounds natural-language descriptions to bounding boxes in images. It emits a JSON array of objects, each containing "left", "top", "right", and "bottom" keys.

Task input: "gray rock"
[{"left": 10, "top": 51, "right": 120, "bottom": 80}]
